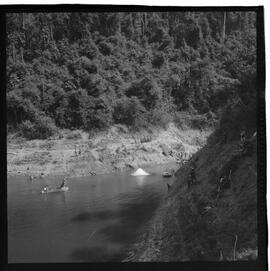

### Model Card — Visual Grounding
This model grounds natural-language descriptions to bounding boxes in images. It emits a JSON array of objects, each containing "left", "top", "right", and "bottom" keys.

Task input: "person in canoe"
[
  {"left": 42, "top": 185, "right": 49, "bottom": 193},
  {"left": 59, "top": 177, "right": 67, "bottom": 189}
]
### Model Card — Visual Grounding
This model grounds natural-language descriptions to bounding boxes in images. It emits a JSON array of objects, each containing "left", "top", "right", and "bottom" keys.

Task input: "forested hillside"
[{"left": 7, "top": 12, "right": 256, "bottom": 139}]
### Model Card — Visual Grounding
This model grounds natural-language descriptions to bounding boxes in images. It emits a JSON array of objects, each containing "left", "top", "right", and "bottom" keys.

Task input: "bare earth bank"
[{"left": 7, "top": 123, "right": 212, "bottom": 178}]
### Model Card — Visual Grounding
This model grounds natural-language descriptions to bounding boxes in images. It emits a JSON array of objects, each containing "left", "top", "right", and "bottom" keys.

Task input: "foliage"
[
  {"left": 113, "top": 96, "right": 147, "bottom": 127},
  {"left": 19, "top": 116, "right": 57, "bottom": 140},
  {"left": 126, "top": 77, "right": 162, "bottom": 110},
  {"left": 6, "top": 12, "right": 257, "bottom": 139}
]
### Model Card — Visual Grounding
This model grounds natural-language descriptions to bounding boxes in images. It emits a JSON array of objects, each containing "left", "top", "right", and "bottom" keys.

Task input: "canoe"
[
  {"left": 162, "top": 172, "right": 172, "bottom": 178},
  {"left": 41, "top": 187, "right": 69, "bottom": 194}
]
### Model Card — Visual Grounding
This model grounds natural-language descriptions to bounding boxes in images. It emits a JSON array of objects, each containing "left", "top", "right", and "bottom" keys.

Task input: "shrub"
[
  {"left": 150, "top": 108, "right": 172, "bottom": 129},
  {"left": 19, "top": 116, "right": 57, "bottom": 140},
  {"left": 7, "top": 90, "right": 41, "bottom": 126},
  {"left": 113, "top": 96, "right": 147, "bottom": 127},
  {"left": 19, "top": 120, "right": 35, "bottom": 139}
]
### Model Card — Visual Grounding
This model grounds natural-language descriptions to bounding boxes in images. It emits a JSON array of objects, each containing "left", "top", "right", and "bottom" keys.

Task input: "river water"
[{"left": 8, "top": 163, "right": 177, "bottom": 263}]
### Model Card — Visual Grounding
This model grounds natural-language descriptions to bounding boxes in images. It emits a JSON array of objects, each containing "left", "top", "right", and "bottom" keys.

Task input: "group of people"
[
  {"left": 185, "top": 161, "right": 233, "bottom": 196},
  {"left": 176, "top": 152, "right": 192, "bottom": 166},
  {"left": 216, "top": 129, "right": 249, "bottom": 198},
  {"left": 139, "top": 135, "right": 152, "bottom": 144},
  {"left": 27, "top": 167, "right": 46, "bottom": 181},
  {"left": 42, "top": 177, "right": 67, "bottom": 193},
  {"left": 27, "top": 167, "right": 68, "bottom": 192}
]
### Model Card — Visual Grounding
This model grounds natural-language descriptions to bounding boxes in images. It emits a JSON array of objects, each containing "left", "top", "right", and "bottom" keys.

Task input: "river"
[{"left": 8, "top": 163, "right": 178, "bottom": 262}]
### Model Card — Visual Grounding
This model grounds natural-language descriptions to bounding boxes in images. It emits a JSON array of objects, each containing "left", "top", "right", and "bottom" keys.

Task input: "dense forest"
[{"left": 6, "top": 12, "right": 257, "bottom": 139}]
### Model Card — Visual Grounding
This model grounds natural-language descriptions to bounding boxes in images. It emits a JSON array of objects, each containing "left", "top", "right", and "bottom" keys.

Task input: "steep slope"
[{"left": 126, "top": 107, "right": 257, "bottom": 261}]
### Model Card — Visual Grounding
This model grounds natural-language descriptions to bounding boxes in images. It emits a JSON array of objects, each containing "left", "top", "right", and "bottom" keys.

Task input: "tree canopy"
[{"left": 6, "top": 12, "right": 257, "bottom": 138}]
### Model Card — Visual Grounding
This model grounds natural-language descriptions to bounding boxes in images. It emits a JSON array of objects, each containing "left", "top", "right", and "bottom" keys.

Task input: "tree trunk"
[
  {"left": 22, "top": 13, "right": 25, "bottom": 29},
  {"left": 143, "top": 12, "right": 147, "bottom": 32},
  {"left": 42, "top": 81, "right": 44, "bottom": 102},
  {"left": 20, "top": 47, "right": 24, "bottom": 63},
  {"left": 12, "top": 44, "right": 15, "bottom": 61},
  {"left": 49, "top": 22, "right": 54, "bottom": 41},
  {"left": 222, "top": 12, "right": 226, "bottom": 44},
  {"left": 116, "top": 13, "right": 121, "bottom": 34}
]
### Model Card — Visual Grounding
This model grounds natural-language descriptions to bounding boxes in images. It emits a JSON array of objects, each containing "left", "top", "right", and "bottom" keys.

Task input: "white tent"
[{"left": 131, "top": 168, "right": 150, "bottom": 176}]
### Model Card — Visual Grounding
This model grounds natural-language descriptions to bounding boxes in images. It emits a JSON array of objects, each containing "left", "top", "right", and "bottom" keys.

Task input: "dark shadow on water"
[
  {"left": 70, "top": 187, "right": 163, "bottom": 261},
  {"left": 69, "top": 246, "right": 124, "bottom": 262},
  {"left": 99, "top": 193, "right": 161, "bottom": 244},
  {"left": 71, "top": 210, "right": 117, "bottom": 222}
]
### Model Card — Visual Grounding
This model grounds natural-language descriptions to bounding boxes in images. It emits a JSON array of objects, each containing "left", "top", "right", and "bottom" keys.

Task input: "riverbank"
[
  {"left": 124, "top": 125, "right": 258, "bottom": 261},
  {"left": 7, "top": 123, "right": 212, "bottom": 179}
]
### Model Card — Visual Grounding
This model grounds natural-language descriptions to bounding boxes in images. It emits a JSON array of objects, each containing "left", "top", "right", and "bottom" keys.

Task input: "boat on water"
[
  {"left": 41, "top": 186, "right": 69, "bottom": 194},
  {"left": 162, "top": 172, "right": 172, "bottom": 178}
]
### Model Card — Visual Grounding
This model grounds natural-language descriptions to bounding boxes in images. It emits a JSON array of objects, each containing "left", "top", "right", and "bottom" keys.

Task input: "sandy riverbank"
[{"left": 7, "top": 123, "right": 212, "bottom": 179}]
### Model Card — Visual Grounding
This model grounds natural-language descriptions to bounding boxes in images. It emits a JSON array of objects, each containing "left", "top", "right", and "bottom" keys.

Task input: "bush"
[
  {"left": 113, "top": 96, "right": 147, "bottom": 127},
  {"left": 19, "top": 116, "right": 57, "bottom": 140},
  {"left": 19, "top": 120, "right": 35, "bottom": 139},
  {"left": 150, "top": 108, "right": 172, "bottom": 129},
  {"left": 7, "top": 90, "right": 40, "bottom": 126}
]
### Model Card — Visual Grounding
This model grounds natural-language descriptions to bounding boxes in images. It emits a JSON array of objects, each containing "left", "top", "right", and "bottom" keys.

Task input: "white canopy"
[{"left": 131, "top": 168, "right": 150, "bottom": 176}]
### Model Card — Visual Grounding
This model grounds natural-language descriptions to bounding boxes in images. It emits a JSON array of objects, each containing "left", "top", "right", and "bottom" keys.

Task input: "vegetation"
[
  {"left": 7, "top": 11, "right": 258, "bottom": 261},
  {"left": 127, "top": 102, "right": 258, "bottom": 262},
  {"left": 7, "top": 12, "right": 256, "bottom": 139}
]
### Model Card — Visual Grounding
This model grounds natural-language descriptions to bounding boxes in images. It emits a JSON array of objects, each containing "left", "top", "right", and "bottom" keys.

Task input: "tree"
[{"left": 6, "top": 11, "right": 257, "bottom": 137}]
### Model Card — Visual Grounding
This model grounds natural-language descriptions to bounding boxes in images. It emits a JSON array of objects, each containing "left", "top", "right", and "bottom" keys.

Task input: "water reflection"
[
  {"left": 133, "top": 175, "right": 147, "bottom": 187},
  {"left": 8, "top": 164, "right": 172, "bottom": 262}
]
